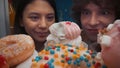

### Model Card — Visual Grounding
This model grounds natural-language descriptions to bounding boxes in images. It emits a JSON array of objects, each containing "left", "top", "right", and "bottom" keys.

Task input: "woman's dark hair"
[
  {"left": 12, "top": 0, "right": 58, "bottom": 34},
  {"left": 72, "top": 0, "right": 120, "bottom": 28}
]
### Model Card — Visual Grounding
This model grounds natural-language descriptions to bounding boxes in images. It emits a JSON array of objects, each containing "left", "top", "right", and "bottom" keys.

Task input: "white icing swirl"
[{"left": 46, "top": 21, "right": 82, "bottom": 47}]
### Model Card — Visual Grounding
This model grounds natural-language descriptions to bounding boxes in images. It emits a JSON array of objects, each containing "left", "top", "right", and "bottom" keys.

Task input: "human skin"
[
  {"left": 0, "top": 55, "right": 9, "bottom": 68},
  {"left": 101, "top": 20, "right": 120, "bottom": 68},
  {"left": 80, "top": 3, "right": 115, "bottom": 42},
  {"left": 21, "top": 0, "right": 55, "bottom": 42}
]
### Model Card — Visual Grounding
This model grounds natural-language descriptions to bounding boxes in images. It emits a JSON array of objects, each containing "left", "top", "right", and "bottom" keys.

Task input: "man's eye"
[
  {"left": 81, "top": 10, "right": 90, "bottom": 15},
  {"left": 100, "top": 10, "right": 110, "bottom": 15},
  {"left": 29, "top": 16, "right": 39, "bottom": 21}
]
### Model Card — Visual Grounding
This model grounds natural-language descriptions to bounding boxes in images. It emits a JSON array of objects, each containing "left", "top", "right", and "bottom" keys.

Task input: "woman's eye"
[
  {"left": 29, "top": 16, "right": 39, "bottom": 21},
  {"left": 46, "top": 15, "right": 55, "bottom": 21}
]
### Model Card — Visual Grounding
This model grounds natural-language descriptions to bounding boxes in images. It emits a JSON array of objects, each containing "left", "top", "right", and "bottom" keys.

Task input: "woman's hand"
[{"left": 0, "top": 55, "right": 9, "bottom": 68}]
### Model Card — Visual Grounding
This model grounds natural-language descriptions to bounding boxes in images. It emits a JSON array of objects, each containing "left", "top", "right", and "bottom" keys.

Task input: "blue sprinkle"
[
  {"left": 50, "top": 49, "right": 55, "bottom": 54},
  {"left": 65, "top": 44, "right": 72, "bottom": 47},
  {"left": 68, "top": 60, "right": 72, "bottom": 64},
  {"left": 45, "top": 47, "right": 50, "bottom": 51},
  {"left": 79, "top": 56, "right": 84, "bottom": 61},
  {"left": 56, "top": 46, "right": 60, "bottom": 48},
  {"left": 86, "top": 62, "right": 91, "bottom": 67},
  {"left": 50, "top": 58, "right": 54, "bottom": 63},
  {"left": 50, "top": 64, "right": 54, "bottom": 68},
  {"left": 35, "top": 56, "right": 42, "bottom": 62},
  {"left": 47, "top": 61, "right": 51, "bottom": 65},
  {"left": 48, "top": 46, "right": 52, "bottom": 49},
  {"left": 84, "top": 58, "right": 88, "bottom": 62},
  {"left": 86, "top": 50, "right": 89, "bottom": 53},
  {"left": 73, "top": 51, "right": 77, "bottom": 54},
  {"left": 76, "top": 58, "right": 81, "bottom": 63},
  {"left": 56, "top": 48, "right": 60, "bottom": 51},
  {"left": 73, "top": 61, "right": 77, "bottom": 65},
  {"left": 91, "top": 54, "right": 96, "bottom": 58}
]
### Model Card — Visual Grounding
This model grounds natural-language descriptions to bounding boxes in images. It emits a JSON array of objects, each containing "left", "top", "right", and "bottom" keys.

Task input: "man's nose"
[{"left": 89, "top": 14, "right": 99, "bottom": 26}]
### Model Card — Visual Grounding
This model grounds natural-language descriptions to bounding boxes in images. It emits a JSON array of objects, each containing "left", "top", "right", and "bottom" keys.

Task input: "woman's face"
[
  {"left": 21, "top": 0, "right": 55, "bottom": 42},
  {"left": 80, "top": 3, "right": 115, "bottom": 42}
]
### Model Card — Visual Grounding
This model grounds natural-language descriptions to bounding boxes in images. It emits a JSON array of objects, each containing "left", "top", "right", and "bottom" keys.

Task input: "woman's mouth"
[{"left": 35, "top": 32, "right": 49, "bottom": 37}]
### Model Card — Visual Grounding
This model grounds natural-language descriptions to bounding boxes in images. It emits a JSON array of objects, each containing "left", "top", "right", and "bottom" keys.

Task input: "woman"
[
  {"left": 72, "top": 0, "right": 120, "bottom": 51},
  {"left": 13, "top": 0, "right": 58, "bottom": 52}
]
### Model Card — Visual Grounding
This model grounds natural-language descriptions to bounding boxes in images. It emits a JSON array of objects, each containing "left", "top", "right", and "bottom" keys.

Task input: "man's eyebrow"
[
  {"left": 29, "top": 12, "right": 40, "bottom": 15},
  {"left": 100, "top": 6, "right": 114, "bottom": 10}
]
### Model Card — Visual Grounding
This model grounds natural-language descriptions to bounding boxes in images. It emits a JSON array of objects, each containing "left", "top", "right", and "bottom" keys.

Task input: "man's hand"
[{"left": 101, "top": 20, "right": 120, "bottom": 68}]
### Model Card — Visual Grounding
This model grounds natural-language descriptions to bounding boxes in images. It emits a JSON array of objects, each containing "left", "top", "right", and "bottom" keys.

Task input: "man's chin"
[{"left": 89, "top": 36, "right": 97, "bottom": 42}]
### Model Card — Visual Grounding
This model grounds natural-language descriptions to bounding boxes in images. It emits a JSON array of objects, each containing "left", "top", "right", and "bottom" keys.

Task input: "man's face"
[{"left": 80, "top": 3, "right": 115, "bottom": 42}]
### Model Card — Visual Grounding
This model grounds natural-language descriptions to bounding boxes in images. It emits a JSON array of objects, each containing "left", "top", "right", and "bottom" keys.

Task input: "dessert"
[
  {"left": 16, "top": 50, "right": 38, "bottom": 68},
  {"left": 45, "top": 21, "right": 83, "bottom": 47},
  {"left": 31, "top": 21, "right": 106, "bottom": 68},
  {"left": 31, "top": 44, "right": 105, "bottom": 68},
  {"left": 0, "top": 34, "right": 35, "bottom": 67}
]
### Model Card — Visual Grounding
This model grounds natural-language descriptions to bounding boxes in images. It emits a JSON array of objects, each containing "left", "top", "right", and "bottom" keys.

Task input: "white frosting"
[
  {"left": 106, "top": 20, "right": 120, "bottom": 31},
  {"left": 99, "top": 35, "right": 111, "bottom": 46},
  {"left": 98, "top": 20, "right": 120, "bottom": 46},
  {"left": 16, "top": 50, "right": 38, "bottom": 68},
  {"left": 114, "top": 20, "right": 120, "bottom": 24},
  {"left": 106, "top": 24, "right": 114, "bottom": 31},
  {"left": 46, "top": 21, "right": 82, "bottom": 47},
  {"left": 96, "top": 52, "right": 102, "bottom": 60}
]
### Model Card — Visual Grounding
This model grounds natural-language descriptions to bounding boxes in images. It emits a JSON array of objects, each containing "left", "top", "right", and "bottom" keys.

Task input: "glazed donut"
[{"left": 0, "top": 34, "right": 35, "bottom": 67}]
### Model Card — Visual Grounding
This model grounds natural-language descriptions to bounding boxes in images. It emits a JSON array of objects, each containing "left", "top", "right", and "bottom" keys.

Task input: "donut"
[
  {"left": 0, "top": 34, "right": 35, "bottom": 67},
  {"left": 31, "top": 43, "right": 106, "bottom": 68}
]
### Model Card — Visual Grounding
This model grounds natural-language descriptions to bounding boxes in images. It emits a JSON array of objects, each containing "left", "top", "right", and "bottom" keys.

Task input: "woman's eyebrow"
[{"left": 47, "top": 13, "right": 55, "bottom": 16}]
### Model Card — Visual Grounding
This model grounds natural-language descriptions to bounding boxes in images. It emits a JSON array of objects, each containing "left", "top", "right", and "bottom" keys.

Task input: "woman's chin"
[{"left": 34, "top": 37, "right": 46, "bottom": 42}]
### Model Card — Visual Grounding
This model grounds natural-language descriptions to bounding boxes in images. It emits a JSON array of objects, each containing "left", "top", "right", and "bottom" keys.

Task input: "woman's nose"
[{"left": 38, "top": 18, "right": 47, "bottom": 28}]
